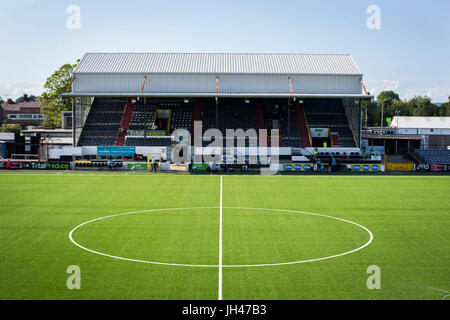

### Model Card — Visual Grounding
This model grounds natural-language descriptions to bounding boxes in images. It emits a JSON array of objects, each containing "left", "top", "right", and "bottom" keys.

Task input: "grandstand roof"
[
  {"left": 390, "top": 116, "right": 450, "bottom": 129},
  {"left": 74, "top": 53, "right": 362, "bottom": 76}
]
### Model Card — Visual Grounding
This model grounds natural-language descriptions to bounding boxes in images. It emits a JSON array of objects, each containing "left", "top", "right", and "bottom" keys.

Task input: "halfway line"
[{"left": 218, "top": 175, "right": 223, "bottom": 300}]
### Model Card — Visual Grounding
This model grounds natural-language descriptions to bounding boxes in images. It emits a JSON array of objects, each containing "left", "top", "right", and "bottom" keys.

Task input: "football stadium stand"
[{"left": 41, "top": 52, "right": 389, "bottom": 172}]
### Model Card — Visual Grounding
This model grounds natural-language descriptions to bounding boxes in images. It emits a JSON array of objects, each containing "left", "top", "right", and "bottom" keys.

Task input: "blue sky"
[{"left": 0, "top": 0, "right": 449, "bottom": 101}]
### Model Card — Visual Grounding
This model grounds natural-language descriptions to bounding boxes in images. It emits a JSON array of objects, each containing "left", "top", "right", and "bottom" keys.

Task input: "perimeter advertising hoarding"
[
  {"left": 0, "top": 162, "right": 70, "bottom": 170},
  {"left": 126, "top": 163, "right": 148, "bottom": 171},
  {"left": 351, "top": 164, "right": 380, "bottom": 172},
  {"left": 283, "top": 163, "right": 313, "bottom": 171},
  {"left": 191, "top": 163, "right": 210, "bottom": 171},
  {"left": 415, "top": 163, "right": 430, "bottom": 172},
  {"left": 97, "top": 146, "right": 136, "bottom": 157}
]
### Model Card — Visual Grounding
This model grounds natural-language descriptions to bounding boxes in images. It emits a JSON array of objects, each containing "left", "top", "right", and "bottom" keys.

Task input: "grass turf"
[{"left": 0, "top": 172, "right": 448, "bottom": 299}]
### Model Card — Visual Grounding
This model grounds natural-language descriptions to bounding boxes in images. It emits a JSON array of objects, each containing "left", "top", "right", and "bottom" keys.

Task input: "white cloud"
[
  {"left": 365, "top": 80, "right": 450, "bottom": 102},
  {"left": 403, "top": 87, "right": 450, "bottom": 102},
  {"left": 0, "top": 80, "right": 43, "bottom": 100},
  {"left": 366, "top": 80, "right": 400, "bottom": 98}
]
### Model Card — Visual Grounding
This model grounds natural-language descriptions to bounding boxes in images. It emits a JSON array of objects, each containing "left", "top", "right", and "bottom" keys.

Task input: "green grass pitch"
[{"left": 0, "top": 172, "right": 449, "bottom": 300}]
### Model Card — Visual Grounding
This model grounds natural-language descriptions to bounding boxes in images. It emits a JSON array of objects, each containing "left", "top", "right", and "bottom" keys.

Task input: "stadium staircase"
[
  {"left": 405, "top": 151, "right": 425, "bottom": 164},
  {"left": 192, "top": 100, "right": 202, "bottom": 134},
  {"left": 331, "top": 133, "right": 342, "bottom": 147},
  {"left": 296, "top": 104, "right": 311, "bottom": 147},
  {"left": 256, "top": 104, "right": 265, "bottom": 130},
  {"left": 115, "top": 101, "right": 134, "bottom": 146}
]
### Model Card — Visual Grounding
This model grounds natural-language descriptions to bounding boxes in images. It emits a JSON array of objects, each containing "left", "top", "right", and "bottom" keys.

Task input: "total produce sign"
[{"left": 0, "top": 162, "right": 70, "bottom": 170}]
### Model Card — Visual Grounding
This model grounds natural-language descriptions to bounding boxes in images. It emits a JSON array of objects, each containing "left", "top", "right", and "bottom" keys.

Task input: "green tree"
[
  {"left": 376, "top": 91, "right": 401, "bottom": 126},
  {"left": 362, "top": 100, "right": 380, "bottom": 126},
  {"left": 408, "top": 96, "right": 438, "bottom": 116},
  {"left": 0, "top": 124, "right": 21, "bottom": 133},
  {"left": 388, "top": 100, "right": 412, "bottom": 118},
  {"left": 15, "top": 95, "right": 37, "bottom": 103},
  {"left": 39, "top": 60, "right": 79, "bottom": 127},
  {"left": 439, "top": 95, "right": 450, "bottom": 116},
  {"left": 376, "top": 91, "right": 400, "bottom": 108}
]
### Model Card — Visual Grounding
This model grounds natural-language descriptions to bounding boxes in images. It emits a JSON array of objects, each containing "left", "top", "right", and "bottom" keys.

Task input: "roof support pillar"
[
  {"left": 140, "top": 76, "right": 147, "bottom": 94},
  {"left": 65, "top": 76, "right": 75, "bottom": 93},
  {"left": 360, "top": 78, "right": 369, "bottom": 95},
  {"left": 288, "top": 77, "right": 294, "bottom": 96},
  {"left": 216, "top": 76, "right": 219, "bottom": 95}
]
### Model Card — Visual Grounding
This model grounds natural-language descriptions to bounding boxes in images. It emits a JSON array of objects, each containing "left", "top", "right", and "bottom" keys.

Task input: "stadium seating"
[
  {"left": 170, "top": 103, "right": 193, "bottom": 131},
  {"left": 416, "top": 149, "right": 450, "bottom": 164},
  {"left": 197, "top": 100, "right": 258, "bottom": 147},
  {"left": 125, "top": 137, "right": 172, "bottom": 147},
  {"left": 77, "top": 98, "right": 126, "bottom": 146},
  {"left": 280, "top": 110, "right": 303, "bottom": 148},
  {"left": 128, "top": 103, "right": 157, "bottom": 131},
  {"left": 77, "top": 98, "right": 359, "bottom": 150},
  {"left": 303, "top": 99, "right": 357, "bottom": 148},
  {"left": 79, "top": 99, "right": 195, "bottom": 147}
]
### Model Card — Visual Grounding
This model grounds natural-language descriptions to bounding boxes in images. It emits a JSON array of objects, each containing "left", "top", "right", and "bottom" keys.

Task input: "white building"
[
  {"left": 389, "top": 116, "right": 450, "bottom": 149},
  {"left": 390, "top": 116, "right": 450, "bottom": 135}
]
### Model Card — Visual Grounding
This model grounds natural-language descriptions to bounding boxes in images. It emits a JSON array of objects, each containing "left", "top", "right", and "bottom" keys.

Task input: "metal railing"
[{"left": 10, "top": 154, "right": 39, "bottom": 160}]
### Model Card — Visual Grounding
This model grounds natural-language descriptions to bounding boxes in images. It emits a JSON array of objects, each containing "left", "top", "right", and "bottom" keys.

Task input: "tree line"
[
  {"left": 0, "top": 60, "right": 79, "bottom": 128},
  {"left": 362, "top": 91, "right": 450, "bottom": 127}
]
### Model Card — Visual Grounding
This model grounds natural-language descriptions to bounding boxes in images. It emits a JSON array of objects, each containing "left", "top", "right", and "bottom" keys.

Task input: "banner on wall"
[
  {"left": 351, "top": 164, "right": 380, "bottom": 172},
  {"left": 283, "top": 163, "right": 313, "bottom": 171},
  {"left": 310, "top": 128, "right": 329, "bottom": 138},
  {"left": 97, "top": 146, "right": 136, "bottom": 157},
  {"left": 128, "top": 130, "right": 166, "bottom": 137}
]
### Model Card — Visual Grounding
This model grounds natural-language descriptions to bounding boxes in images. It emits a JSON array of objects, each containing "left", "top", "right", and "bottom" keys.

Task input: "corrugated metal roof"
[
  {"left": 62, "top": 92, "right": 371, "bottom": 98},
  {"left": 74, "top": 53, "right": 362, "bottom": 75}
]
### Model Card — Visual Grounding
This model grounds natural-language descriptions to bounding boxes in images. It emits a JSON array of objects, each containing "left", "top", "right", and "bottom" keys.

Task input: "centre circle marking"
[{"left": 69, "top": 207, "right": 374, "bottom": 268}]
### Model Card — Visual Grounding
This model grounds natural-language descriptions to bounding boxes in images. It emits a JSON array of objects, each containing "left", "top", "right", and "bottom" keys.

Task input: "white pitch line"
[
  {"left": 218, "top": 175, "right": 223, "bottom": 300},
  {"left": 69, "top": 207, "right": 374, "bottom": 268}
]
